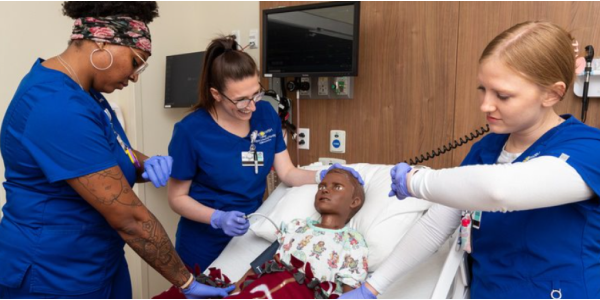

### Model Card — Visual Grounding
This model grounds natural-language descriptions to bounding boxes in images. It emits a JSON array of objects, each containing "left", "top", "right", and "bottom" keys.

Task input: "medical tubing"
[
  {"left": 403, "top": 124, "right": 490, "bottom": 165},
  {"left": 245, "top": 213, "right": 282, "bottom": 237}
]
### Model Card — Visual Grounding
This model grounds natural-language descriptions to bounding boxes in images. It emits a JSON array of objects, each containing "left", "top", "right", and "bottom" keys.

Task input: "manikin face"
[
  {"left": 91, "top": 43, "right": 150, "bottom": 93},
  {"left": 314, "top": 171, "right": 360, "bottom": 220},
  {"left": 477, "top": 58, "right": 551, "bottom": 135},
  {"left": 212, "top": 75, "right": 261, "bottom": 122}
]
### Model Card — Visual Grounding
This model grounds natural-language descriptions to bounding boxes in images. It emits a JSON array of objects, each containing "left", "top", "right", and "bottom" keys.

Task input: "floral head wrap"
[{"left": 70, "top": 16, "right": 152, "bottom": 53}]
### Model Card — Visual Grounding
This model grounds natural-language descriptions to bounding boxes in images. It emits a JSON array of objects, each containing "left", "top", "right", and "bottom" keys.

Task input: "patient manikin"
[{"left": 227, "top": 166, "right": 369, "bottom": 299}]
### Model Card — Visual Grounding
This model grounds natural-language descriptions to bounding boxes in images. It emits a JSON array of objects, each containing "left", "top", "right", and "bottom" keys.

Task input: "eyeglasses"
[
  {"left": 219, "top": 86, "right": 265, "bottom": 109},
  {"left": 130, "top": 47, "right": 149, "bottom": 75}
]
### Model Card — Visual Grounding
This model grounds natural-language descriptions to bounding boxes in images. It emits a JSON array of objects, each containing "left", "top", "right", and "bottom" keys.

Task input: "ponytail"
[{"left": 194, "top": 35, "right": 259, "bottom": 113}]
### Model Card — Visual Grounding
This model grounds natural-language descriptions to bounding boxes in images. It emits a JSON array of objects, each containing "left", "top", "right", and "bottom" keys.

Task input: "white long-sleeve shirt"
[{"left": 367, "top": 151, "right": 594, "bottom": 294}]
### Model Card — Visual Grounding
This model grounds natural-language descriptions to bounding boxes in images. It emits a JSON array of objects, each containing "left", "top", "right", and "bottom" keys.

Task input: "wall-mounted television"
[
  {"left": 262, "top": 1, "right": 360, "bottom": 78},
  {"left": 164, "top": 51, "right": 204, "bottom": 108}
]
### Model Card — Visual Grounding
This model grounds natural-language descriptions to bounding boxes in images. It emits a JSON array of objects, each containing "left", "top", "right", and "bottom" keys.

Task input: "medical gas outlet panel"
[{"left": 298, "top": 77, "right": 354, "bottom": 100}]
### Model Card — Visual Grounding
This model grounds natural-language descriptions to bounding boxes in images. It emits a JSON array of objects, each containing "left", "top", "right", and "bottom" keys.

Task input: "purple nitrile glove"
[
  {"left": 388, "top": 162, "right": 412, "bottom": 200},
  {"left": 210, "top": 210, "right": 250, "bottom": 236},
  {"left": 339, "top": 284, "right": 377, "bottom": 299},
  {"left": 142, "top": 155, "right": 173, "bottom": 188},
  {"left": 182, "top": 280, "right": 235, "bottom": 298},
  {"left": 319, "top": 163, "right": 365, "bottom": 186}
]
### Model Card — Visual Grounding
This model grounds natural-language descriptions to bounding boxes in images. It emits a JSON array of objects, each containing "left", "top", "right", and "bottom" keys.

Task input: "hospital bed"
[{"left": 207, "top": 163, "right": 469, "bottom": 298}]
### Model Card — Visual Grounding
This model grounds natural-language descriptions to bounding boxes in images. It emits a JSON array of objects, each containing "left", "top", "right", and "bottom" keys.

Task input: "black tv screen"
[
  {"left": 164, "top": 51, "right": 204, "bottom": 108},
  {"left": 262, "top": 1, "right": 360, "bottom": 78}
]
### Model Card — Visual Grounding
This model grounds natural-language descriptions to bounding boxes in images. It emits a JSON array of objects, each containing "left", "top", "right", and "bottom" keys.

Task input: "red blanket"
[
  {"left": 153, "top": 256, "right": 339, "bottom": 299},
  {"left": 227, "top": 255, "right": 338, "bottom": 299}
]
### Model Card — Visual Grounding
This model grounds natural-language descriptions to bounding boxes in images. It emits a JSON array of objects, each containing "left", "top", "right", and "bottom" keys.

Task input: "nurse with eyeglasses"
[
  {"left": 218, "top": 86, "right": 265, "bottom": 110},
  {"left": 167, "top": 35, "right": 320, "bottom": 271},
  {"left": 0, "top": 2, "right": 232, "bottom": 298}
]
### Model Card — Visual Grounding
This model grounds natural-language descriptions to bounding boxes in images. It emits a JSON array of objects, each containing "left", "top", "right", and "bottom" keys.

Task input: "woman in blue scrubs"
[
  {"left": 344, "top": 21, "right": 600, "bottom": 298},
  {"left": 167, "top": 36, "right": 319, "bottom": 271},
  {"left": 0, "top": 2, "right": 231, "bottom": 298}
]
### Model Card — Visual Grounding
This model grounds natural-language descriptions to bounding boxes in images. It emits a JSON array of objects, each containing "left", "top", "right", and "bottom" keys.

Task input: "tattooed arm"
[{"left": 66, "top": 165, "right": 191, "bottom": 287}]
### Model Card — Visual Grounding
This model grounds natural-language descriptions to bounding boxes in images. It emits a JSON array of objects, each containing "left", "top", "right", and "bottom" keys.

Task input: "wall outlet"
[
  {"left": 318, "top": 77, "right": 329, "bottom": 96},
  {"left": 248, "top": 29, "right": 258, "bottom": 49},
  {"left": 319, "top": 157, "right": 347, "bottom": 165},
  {"left": 298, "top": 128, "right": 310, "bottom": 150},
  {"left": 330, "top": 130, "right": 346, "bottom": 153}
]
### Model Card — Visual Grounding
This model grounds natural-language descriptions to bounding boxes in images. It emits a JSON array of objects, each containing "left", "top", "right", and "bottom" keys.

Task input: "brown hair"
[
  {"left": 326, "top": 168, "right": 366, "bottom": 221},
  {"left": 479, "top": 21, "right": 576, "bottom": 98},
  {"left": 193, "top": 35, "right": 259, "bottom": 113}
]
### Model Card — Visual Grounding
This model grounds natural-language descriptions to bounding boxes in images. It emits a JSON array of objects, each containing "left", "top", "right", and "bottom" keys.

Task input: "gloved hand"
[
  {"left": 210, "top": 210, "right": 250, "bottom": 236},
  {"left": 182, "top": 280, "right": 235, "bottom": 299},
  {"left": 319, "top": 163, "right": 365, "bottom": 185},
  {"left": 388, "top": 162, "right": 412, "bottom": 200},
  {"left": 142, "top": 155, "right": 173, "bottom": 188},
  {"left": 339, "top": 284, "right": 377, "bottom": 299}
]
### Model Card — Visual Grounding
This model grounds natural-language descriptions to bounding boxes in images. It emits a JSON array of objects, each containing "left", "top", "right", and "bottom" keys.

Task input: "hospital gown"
[{"left": 277, "top": 218, "right": 368, "bottom": 296}]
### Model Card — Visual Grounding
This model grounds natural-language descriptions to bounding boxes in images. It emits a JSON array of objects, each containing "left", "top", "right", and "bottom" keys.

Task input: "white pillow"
[{"left": 249, "top": 163, "right": 432, "bottom": 271}]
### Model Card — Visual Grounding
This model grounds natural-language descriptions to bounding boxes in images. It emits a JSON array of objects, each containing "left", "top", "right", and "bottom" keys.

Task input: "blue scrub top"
[
  {"left": 462, "top": 115, "right": 600, "bottom": 298},
  {"left": 169, "top": 101, "right": 286, "bottom": 214},
  {"left": 0, "top": 59, "right": 137, "bottom": 295},
  {"left": 168, "top": 101, "right": 286, "bottom": 268}
]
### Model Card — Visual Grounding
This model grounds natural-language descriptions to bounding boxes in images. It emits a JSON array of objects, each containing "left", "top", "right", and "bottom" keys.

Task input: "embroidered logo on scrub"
[
  {"left": 523, "top": 152, "right": 540, "bottom": 162},
  {"left": 255, "top": 128, "right": 276, "bottom": 145}
]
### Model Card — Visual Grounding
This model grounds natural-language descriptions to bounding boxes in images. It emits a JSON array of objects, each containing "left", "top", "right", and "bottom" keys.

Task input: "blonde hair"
[{"left": 479, "top": 21, "right": 575, "bottom": 98}]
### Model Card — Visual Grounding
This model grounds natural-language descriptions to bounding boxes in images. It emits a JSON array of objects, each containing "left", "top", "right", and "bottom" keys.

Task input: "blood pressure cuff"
[{"left": 250, "top": 240, "right": 280, "bottom": 275}]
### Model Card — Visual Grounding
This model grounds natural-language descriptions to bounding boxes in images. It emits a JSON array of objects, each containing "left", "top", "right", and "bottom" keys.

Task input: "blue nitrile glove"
[
  {"left": 142, "top": 155, "right": 173, "bottom": 188},
  {"left": 319, "top": 163, "right": 365, "bottom": 186},
  {"left": 182, "top": 280, "right": 235, "bottom": 299},
  {"left": 210, "top": 210, "right": 250, "bottom": 236},
  {"left": 388, "top": 162, "right": 412, "bottom": 200},
  {"left": 339, "top": 284, "right": 377, "bottom": 299}
]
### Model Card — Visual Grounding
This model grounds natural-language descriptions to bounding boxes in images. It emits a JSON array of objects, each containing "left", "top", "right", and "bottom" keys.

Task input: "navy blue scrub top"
[
  {"left": 462, "top": 115, "right": 600, "bottom": 298},
  {"left": 169, "top": 101, "right": 286, "bottom": 215},
  {"left": 0, "top": 59, "right": 137, "bottom": 295}
]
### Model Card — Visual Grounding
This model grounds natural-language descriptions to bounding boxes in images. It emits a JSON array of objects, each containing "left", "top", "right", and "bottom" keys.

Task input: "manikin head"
[{"left": 315, "top": 167, "right": 365, "bottom": 224}]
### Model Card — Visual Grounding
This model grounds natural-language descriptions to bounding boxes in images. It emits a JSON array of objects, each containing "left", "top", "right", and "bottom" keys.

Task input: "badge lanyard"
[
  {"left": 457, "top": 210, "right": 482, "bottom": 253},
  {"left": 250, "top": 130, "right": 258, "bottom": 174},
  {"left": 92, "top": 91, "right": 141, "bottom": 169},
  {"left": 103, "top": 108, "right": 141, "bottom": 168},
  {"left": 115, "top": 130, "right": 141, "bottom": 168},
  {"left": 241, "top": 130, "right": 264, "bottom": 174}
]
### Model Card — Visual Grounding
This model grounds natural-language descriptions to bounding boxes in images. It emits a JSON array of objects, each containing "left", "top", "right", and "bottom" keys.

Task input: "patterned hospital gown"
[{"left": 277, "top": 218, "right": 369, "bottom": 295}]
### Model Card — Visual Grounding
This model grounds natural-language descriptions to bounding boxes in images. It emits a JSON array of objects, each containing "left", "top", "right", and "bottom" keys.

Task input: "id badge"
[
  {"left": 241, "top": 151, "right": 264, "bottom": 166},
  {"left": 472, "top": 211, "right": 482, "bottom": 229},
  {"left": 458, "top": 213, "right": 472, "bottom": 253}
]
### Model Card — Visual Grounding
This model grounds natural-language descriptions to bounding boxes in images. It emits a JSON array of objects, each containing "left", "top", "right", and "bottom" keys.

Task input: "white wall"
[{"left": 0, "top": 1, "right": 259, "bottom": 298}]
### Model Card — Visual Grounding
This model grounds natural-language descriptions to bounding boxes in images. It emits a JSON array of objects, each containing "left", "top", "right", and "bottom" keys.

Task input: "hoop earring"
[{"left": 90, "top": 48, "right": 114, "bottom": 71}]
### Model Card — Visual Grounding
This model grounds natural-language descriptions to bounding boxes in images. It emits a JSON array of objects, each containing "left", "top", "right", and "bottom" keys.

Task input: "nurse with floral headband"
[{"left": 0, "top": 2, "right": 231, "bottom": 298}]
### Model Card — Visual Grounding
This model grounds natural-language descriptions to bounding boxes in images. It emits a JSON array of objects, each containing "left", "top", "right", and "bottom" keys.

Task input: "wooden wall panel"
[
  {"left": 260, "top": 1, "right": 600, "bottom": 168},
  {"left": 261, "top": 1, "right": 460, "bottom": 168},
  {"left": 452, "top": 1, "right": 600, "bottom": 166}
]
